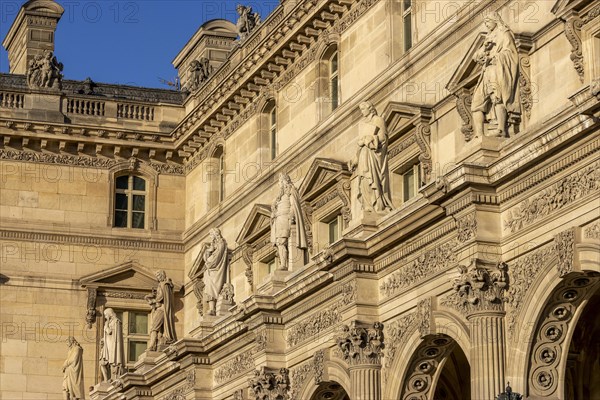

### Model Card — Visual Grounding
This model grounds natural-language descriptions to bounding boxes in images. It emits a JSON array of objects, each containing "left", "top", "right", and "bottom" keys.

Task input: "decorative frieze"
[
  {"left": 336, "top": 321, "right": 384, "bottom": 366},
  {"left": 584, "top": 222, "right": 600, "bottom": 239},
  {"left": 289, "top": 350, "right": 325, "bottom": 400},
  {"left": 286, "top": 304, "right": 341, "bottom": 348},
  {"left": 340, "top": 281, "right": 357, "bottom": 306},
  {"left": 164, "top": 370, "right": 195, "bottom": 400},
  {"left": 416, "top": 298, "right": 431, "bottom": 338},
  {"left": 380, "top": 241, "right": 458, "bottom": 298},
  {"left": 248, "top": 367, "right": 290, "bottom": 400},
  {"left": 313, "top": 350, "right": 324, "bottom": 385},
  {"left": 505, "top": 161, "right": 600, "bottom": 233},
  {"left": 215, "top": 351, "right": 255, "bottom": 384}
]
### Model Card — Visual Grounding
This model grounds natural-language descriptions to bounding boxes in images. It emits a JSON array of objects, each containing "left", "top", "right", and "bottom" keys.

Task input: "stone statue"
[
  {"left": 236, "top": 4, "right": 260, "bottom": 40},
  {"left": 145, "top": 270, "right": 177, "bottom": 351},
  {"left": 270, "top": 173, "right": 308, "bottom": 271},
  {"left": 202, "top": 228, "right": 230, "bottom": 316},
  {"left": 27, "top": 50, "right": 63, "bottom": 89},
  {"left": 62, "top": 336, "right": 85, "bottom": 400},
  {"left": 348, "top": 101, "right": 394, "bottom": 213},
  {"left": 99, "top": 308, "right": 125, "bottom": 382},
  {"left": 471, "top": 12, "right": 520, "bottom": 138},
  {"left": 187, "top": 58, "right": 213, "bottom": 91}
]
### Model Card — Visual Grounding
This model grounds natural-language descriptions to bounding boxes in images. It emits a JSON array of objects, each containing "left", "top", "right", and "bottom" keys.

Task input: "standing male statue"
[
  {"left": 62, "top": 336, "right": 85, "bottom": 400},
  {"left": 99, "top": 308, "right": 125, "bottom": 382},
  {"left": 202, "top": 228, "right": 230, "bottom": 316},
  {"left": 145, "top": 270, "right": 177, "bottom": 351},
  {"left": 270, "top": 173, "right": 307, "bottom": 271},
  {"left": 471, "top": 12, "right": 520, "bottom": 138},
  {"left": 348, "top": 101, "right": 394, "bottom": 213}
]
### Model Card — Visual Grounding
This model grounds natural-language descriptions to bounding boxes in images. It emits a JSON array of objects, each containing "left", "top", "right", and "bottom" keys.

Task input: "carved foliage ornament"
[
  {"left": 336, "top": 321, "right": 384, "bottom": 366},
  {"left": 215, "top": 351, "right": 255, "bottom": 384},
  {"left": 563, "top": 5, "right": 600, "bottom": 82},
  {"left": 456, "top": 213, "right": 477, "bottom": 243},
  {"left": 446, "top": 259, "right": 509, "bottom": 316},
  {"left": 289, "top": 350, "right": 325, "bottom": 400},
  {"left": 383, "top": 313, "right": 416, "bottom": 381},
  {"left": 249, "top": 367, "right": 290, "bottom": 400},
  {"left": 85, "top": 288, "right": 97, "bottom": 329}
]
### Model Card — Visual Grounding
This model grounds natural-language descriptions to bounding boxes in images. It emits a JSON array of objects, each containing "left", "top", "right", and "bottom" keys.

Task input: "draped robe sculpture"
[
  {"left": 62, "top": 336, "right": 85, "bottom": 400},
  {"left": 99, "top": 308, "right": 125, "bottom": 382},
  {"left": 202, "top": 228, "right": 230, "bottom": 316},
  {"left": 145, "top": 270, "right": 177, "bottom": 351}
]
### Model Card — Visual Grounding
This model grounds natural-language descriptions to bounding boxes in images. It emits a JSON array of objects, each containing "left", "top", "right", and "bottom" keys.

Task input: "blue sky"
[{"left": 0, "top": 1, "right": 279, "bottom": 88}]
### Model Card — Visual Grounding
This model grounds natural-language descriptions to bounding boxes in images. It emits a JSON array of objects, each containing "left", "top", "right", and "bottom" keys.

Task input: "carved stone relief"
[
  {"left": 380, "top": 241, "right": 458, "bottom": 298},
  {"left": 27, "top": 50, "right": 63, "bottom": 89},
  {"left": 584, "top": 221, "right": 600, "bottom": 239},
  {"left": 248, "top": 367, "right": 290, "bottom": 400},
  {"left": 416, "top": 298, "right": 432, "bottom": 338},
  {"left": 554, "top": 228, "right": 575, "bottom": 278},
  {"left": 287, "top": 304, "right": 341, "bottom": 348},
  {"left": 456, "top": 213, "right": 477, "bottom": 243},
  {"left": 215, "top": 351, "right": 255, "bottom": 384},
  {"left": 384, "top": 312, "right": 417, "bottom": 381},
  {"left": 242, "top": 245, "right": 255, "bottom": 291},
  {"left": 289, "top": 350, "right": 325, "bottom": 400},
  {"left": 164, "top": 370, "right": 195, "bottom": 400},
  {"left": 505, "top": 161, "right": 599, "bottom": 233},
  {"left": 85, "top": 288, "right": 97, "bottom": 329},
  {"left": 336, "top": 321, "right": 384, "bottom": 366}
]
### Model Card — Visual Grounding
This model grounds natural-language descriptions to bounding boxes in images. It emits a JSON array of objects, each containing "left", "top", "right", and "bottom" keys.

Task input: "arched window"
[
  {"left": 329, "top": 50, "right": 339, "bottom": 111},
  {"left": 114, "top": 175, "right": 147, "bottom": 229},
  {"left": 403, "top": 0, "right": 413, "bottom": 51},
  {"left": 261, "top": 99, "right": 278, "bottom": 161}
]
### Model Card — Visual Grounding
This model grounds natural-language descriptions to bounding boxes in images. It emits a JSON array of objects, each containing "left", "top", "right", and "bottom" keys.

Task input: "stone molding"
[
  {"left": 289, "top": 350, "right": 325, "bottom": 400},
  {"left": 336, "top": 321, "right": 384, "bottom": 367}
]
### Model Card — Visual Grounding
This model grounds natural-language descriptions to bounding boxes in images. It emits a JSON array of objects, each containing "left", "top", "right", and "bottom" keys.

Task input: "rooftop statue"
[
  {"left": 27, "top": 50, "right": 63, "bottom": 89},
  {"left": 348, "top": 101, "right": 394, "bottom": 213},
  {"left": 236, "top": 4, "right": 260, "bottom": 40},
  {"left": 471, "top": 12, "right": 521, "bottom": 138}
]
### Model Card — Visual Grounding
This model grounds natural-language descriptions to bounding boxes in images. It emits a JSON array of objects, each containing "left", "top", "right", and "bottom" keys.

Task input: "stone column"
[
  {"left": 336, "top": 321, "right": 384, "bottom": 400},
  {"left": 449, "top": 259, "right": 509, "bottom": 400}
]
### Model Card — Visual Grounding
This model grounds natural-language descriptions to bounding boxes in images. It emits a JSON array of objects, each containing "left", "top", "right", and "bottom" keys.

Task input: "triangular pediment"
[
  {"left": 383, "top": 102, "right": 433, "bottom": 139},
  {"left": 446, "top": 33, "right": 486, "bottom": 94},
  {"left": 236, "top": 204, "right": 272, "bottom": 246},
  {"left": 299, "top": 158, "right": 350, "bottom": 200},
  {"left": 79, "top": 261, "right": 181, "bottom": 291}
]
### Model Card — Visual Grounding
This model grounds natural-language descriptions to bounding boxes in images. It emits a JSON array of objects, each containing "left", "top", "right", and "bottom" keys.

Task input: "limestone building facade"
[{"left": 0, "top": 0, "right": 599, "bottom": 399}]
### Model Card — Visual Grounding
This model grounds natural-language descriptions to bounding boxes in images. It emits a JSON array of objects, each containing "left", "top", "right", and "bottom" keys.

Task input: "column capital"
[
  {"left": 450, "top": 259, "right": 509, "bottom": 316},
  {"left": 248, "top": 366, "right": 291, "bottom": 400},
  {"left": 336, "top": 321, "right": 384, "bottom": 367}
]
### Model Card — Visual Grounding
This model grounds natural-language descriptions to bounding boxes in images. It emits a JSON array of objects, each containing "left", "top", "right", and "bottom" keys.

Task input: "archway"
[
  {"left": 564, "top": 286, "right": 600, "bottom": 399},
  {"left": 527, "top": 271, "right": 600, "bottom": 399},
  {"left": 400, "top": 334, "right": 470, "bottom": 399},
  {"left": 309, "top": 382, "right": 350, "bottom": 400}
]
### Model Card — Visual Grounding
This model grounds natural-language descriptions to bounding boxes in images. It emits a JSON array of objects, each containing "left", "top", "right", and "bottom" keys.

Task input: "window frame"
[
  {"left": 113, "top": 309, "right": 151, "bottom": 367},
  {"left": 402, "top": 0, "right": 413, "bottom": 52},
  {"left": 329, "top": 50, "right": 339, "bottom": 111},
  {"left": 114, "top": 175, "right": 147, "bottom": 229},
  {"left": 395, "top": 162, "right": 421, "bottom": 205}
]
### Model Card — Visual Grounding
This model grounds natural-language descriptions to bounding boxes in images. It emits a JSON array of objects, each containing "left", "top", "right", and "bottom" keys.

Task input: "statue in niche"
[
  {"left": 27, "top": 50, "right": 63, "bottom": 89},
  {"left": 145, "top": 270, "right": 177, "bottom": 351},
  {"left": 99, "top": 308, "right": 125, "bottom": 382},
  {"left": 471, "top": 12, "right": 520, "bottom": 138},
  {"left": 236, "top": 4, "right": 260, "bottom": 40},
  {"left": 348, "top": 101, "right": 394, "bottom": 213},
  {"left": 187, "top": 57, "right": 213, "bottom": 91},
  {"left": 202, "top": 228, "right": 230, "bottom": 316},
  {"left": 62, "top": 336, "right": 85, "bottom": 400},
  {"left": 271, "top": 173, "right": 308, "bottom": 271}
]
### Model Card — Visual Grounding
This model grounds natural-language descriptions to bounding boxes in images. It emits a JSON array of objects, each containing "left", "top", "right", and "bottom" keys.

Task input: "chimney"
[{"left": 2, "top": 0, "right": 64, "bottom": 75}]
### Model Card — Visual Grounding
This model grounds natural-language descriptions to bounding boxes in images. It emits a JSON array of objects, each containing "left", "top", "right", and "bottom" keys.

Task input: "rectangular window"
[
  {"left": 267, "top": 257, "right": 277, "bottom": 274},
  {"left": 330, "top": 52, "right": 339, "bottom": 110},
  {"left": 270, "top": 107, "right": 277, "bottom": 160},
  {"left": 401, "top": 164, "right": 421, "bottom": 202},
  {"left": 114, "top": 175, "right": 146, "bottom": 229},
  {"left": 403, "top": 0, "right": 412, "bottom": 51},
  {"left": 114, "top": 310, "right": 150, "bottom": 366},
  {"left": 328, "top": 216, "right": 341, "bottom": 244}
]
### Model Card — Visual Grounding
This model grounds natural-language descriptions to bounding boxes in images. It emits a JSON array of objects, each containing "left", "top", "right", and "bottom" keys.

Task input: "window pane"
[
  {"left": 267, "top": 259, "right": 277, "bottom": 274},
  {"left": 132, "top": 195, "right": 145, "bottom": 211},
  {"left": 270, "top": 108, "right": 276, "bottom": 126},
  {"left": 404, "top": 14, "right": 412, "bottom": 51},
  {"left": 133, "top": 176, "right": 146, "bottom": 191},
  {"left": 403, "top": 0, "right": 411, "bottom": 10},
  {"left": 114, "top": 211, "right": 127, "bottom": 227},
  {"left": 129, "top": 312, "right": 148, "bottom": 334},
  {"left": 115, "top": 193, "right": 128, "bottom": 210},
  {"left": 331, "top": 76, "right": 339, "bottom": 110},
  {"left": 116, "top": 176, "right": 129, "bottom": 189},
  {"left": 403, "top": 169, "right": 415, "bottom": 201},
  {"left": 328, "top": 218, "right": 339, "bottom": 244},
  {"left": 270, "top": 128, "right": 277, "bottom": 160},
  {"left": 132, "top": 212, "right": 145, "bottom": 229},
  {"left": 330, "top": 52, "right": 338, "bottom": 74},
  {"left": 128, "top": 340, "right": 147, "bottom": 363}
]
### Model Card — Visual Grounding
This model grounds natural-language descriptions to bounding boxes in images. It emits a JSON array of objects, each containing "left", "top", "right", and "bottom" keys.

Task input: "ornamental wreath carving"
[{"left": 336, "top": 321, "right": 384, "bottom": 366}]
